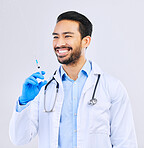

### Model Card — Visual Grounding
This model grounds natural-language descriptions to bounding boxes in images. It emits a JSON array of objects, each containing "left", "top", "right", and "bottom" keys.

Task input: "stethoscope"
[{"left": 43, "top": 71, "right": 101, "bottom": 113}]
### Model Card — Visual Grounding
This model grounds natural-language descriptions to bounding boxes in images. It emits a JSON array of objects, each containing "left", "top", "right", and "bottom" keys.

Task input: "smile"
[{"left": 56, "top": 47, "right": 72, "bottom": 57}]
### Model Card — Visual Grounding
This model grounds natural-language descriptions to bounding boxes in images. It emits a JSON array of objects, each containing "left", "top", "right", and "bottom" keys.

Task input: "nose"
[{"left": 56, "top": 37, "right": 66, "bottom": 47}]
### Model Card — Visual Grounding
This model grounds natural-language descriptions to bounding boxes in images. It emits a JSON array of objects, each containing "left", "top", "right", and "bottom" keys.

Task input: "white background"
[{"left": 0, "top": 0, "right": 144, "bottom": 147}]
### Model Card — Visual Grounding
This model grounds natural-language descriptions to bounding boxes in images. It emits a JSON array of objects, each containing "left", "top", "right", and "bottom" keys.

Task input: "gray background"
[{"left": 0, "top": 0, "right": 144, "bottom": 147}]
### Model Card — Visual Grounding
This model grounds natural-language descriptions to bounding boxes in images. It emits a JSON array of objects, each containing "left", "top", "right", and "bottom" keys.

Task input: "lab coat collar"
[{"left": 90, "top": 60, "right": 103, "bottom": 75}]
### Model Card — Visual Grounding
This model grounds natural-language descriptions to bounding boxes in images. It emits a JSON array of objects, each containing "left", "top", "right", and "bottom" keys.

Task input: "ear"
[{"left": 82, "top": 36, "right": 91, "bottom": 48}]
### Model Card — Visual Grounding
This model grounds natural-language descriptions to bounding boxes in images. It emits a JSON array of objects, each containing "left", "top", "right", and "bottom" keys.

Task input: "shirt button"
[
  {"left": 74, "top": 130, "right": 77, "bottom": 133},
  {"left": 74, "top": 82, "right": 76, "bottom": 85},
  {"left": 74, "top": 113, "right": 77, "bottom": 116}
]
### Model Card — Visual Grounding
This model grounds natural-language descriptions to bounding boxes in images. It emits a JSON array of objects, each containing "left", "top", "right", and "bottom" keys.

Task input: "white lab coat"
[{"left": 9, "top": 61, "right": 138, "bottom": 148}]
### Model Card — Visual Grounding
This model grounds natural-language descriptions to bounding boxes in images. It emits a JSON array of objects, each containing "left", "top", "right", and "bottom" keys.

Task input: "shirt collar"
[
  {"left": 60, "top": 66, "right": 67, "bottom": 80},
  {"left": 59, "top": 60, "right": 92, "bottom": 81},
  {"left": 80, "top": 60, "right": 91, "bottom": 77}
]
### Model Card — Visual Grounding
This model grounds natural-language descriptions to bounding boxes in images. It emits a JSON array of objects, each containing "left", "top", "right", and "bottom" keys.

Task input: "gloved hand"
[{"left": 19, "top": 71, "right": 47, "bottom": 105}]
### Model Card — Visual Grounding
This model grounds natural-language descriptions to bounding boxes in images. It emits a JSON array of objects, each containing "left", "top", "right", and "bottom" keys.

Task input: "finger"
[
  {"left": 41, "top": 71, "right": 46, "bottom": 75},
  {"left": 25, "top": 79, "right": 39, "bottom": 86},
  {"left": 29, "top": 76, "right": 39, "bottom": 85},
  {"left": 32, "top": 72, "right": 45, "bottom": 79},
  {"left": 25, "top": 76, "right": 39, "bottom": 85},
  {"left": 38, "top": 80, "right": 47, "bottom": 90},
  {"left": 32, "top": 71, "right": 46, "bottom": 75}
]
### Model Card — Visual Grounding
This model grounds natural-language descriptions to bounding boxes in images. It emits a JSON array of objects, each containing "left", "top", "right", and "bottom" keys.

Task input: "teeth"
[{"left": 59, "top": 50, "right": 68, "bottom": 53}]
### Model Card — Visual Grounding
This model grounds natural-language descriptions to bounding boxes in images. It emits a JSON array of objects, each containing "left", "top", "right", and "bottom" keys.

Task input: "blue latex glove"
[{"left": 19, "top": 71, "right": 47, "bottom": 105}]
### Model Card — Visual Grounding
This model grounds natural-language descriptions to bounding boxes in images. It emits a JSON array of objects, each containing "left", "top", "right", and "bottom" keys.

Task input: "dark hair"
[{"left": 56, "top": 11, "right": 93, "bottom": 39}]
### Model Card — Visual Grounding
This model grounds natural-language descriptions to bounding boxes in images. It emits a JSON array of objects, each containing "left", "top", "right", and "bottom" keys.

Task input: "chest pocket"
[{"left": 88, "top": 99, "right": 111, "bottom": 135}]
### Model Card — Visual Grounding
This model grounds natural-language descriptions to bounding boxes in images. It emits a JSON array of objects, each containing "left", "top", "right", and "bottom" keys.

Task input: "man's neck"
[{"left": 62, "top": 58, "right": 86, "bottom": 81}]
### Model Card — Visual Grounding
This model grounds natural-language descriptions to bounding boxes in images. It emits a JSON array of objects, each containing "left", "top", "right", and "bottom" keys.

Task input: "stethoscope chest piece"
[
  {"left": 88, "top": 98, "right": 97, "bottom": 106},
  {"left": 88, "top": 74, "right": 100, "bottom": 106}
]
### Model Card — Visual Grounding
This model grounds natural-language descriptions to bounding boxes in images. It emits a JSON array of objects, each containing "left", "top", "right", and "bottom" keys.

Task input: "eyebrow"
[{"left": 52, "top": 32, "right": 74, "bottom": 35}]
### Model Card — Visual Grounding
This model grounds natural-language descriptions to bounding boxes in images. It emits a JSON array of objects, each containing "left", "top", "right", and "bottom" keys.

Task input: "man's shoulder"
[
  {"left": 91, "top": 60, "right": 120, "bottom": 82},
  {"left": 91, "top": 61, "right": 127, "bottom": 100},
  {"left": 102, "top": 72, "right": 128, "bottom": 102}
]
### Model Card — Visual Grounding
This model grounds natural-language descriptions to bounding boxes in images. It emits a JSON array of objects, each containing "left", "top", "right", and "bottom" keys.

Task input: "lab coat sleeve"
[
  {"left": 110, "top": 80, "right": 138, "bottom": 148},
  {"left": 16, "top": 99, "right": 30, "bottom": 112},
  {"left": 9, "top": 96, "right": 39, "bottom": 145}
]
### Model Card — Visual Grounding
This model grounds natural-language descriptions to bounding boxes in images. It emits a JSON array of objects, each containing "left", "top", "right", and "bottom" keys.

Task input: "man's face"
[{"left": 52, "top": 20, "right": 83, "bottom": 65}]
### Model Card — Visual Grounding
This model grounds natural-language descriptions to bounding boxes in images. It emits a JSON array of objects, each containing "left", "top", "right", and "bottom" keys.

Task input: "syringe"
[{"left": 36, "top": 59, "right": 42, "bottom": 74}]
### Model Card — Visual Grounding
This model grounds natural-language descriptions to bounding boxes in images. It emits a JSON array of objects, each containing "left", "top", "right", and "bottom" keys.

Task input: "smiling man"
[
  {"left": 9, "top": 11, "right": 138, "bottom": 148},
  {"left": 53, "top": 19, "right": 91, "bottom": 80}
]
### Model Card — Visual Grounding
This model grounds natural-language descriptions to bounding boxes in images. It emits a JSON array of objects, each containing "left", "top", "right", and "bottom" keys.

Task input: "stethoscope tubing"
[
  {"left": 44, "top": 75, "right": 59, "bottom": 112},
  {"left": 88, "top": 74, "right": 100, "bottom": 105},
  {"left": 44, "top": 71, "right": 100, "bottom": 112}
]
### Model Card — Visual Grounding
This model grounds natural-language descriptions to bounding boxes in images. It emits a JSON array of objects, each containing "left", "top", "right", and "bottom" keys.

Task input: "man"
[{"left": 9, "top": 11, "right": 138, "bottom": 148}]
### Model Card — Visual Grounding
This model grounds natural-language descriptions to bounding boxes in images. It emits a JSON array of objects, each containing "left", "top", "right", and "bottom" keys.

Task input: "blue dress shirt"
[{"left": 58, "top": 60, "right": 92, "bottom": 148}]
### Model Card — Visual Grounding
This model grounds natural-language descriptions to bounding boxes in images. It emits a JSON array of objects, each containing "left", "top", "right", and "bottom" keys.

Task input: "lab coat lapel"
[
  {"left": 48, "top": 68, "right": 64, "bottom": 148},
  {"left": 53, "top": 68, "right": 63, "bottom": 87},
  {"left": 82, "top": 61, "right": 103, "bottom": 94},
  {"left": 53, "top": 67, "right": 64, "bottom": 104}
]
